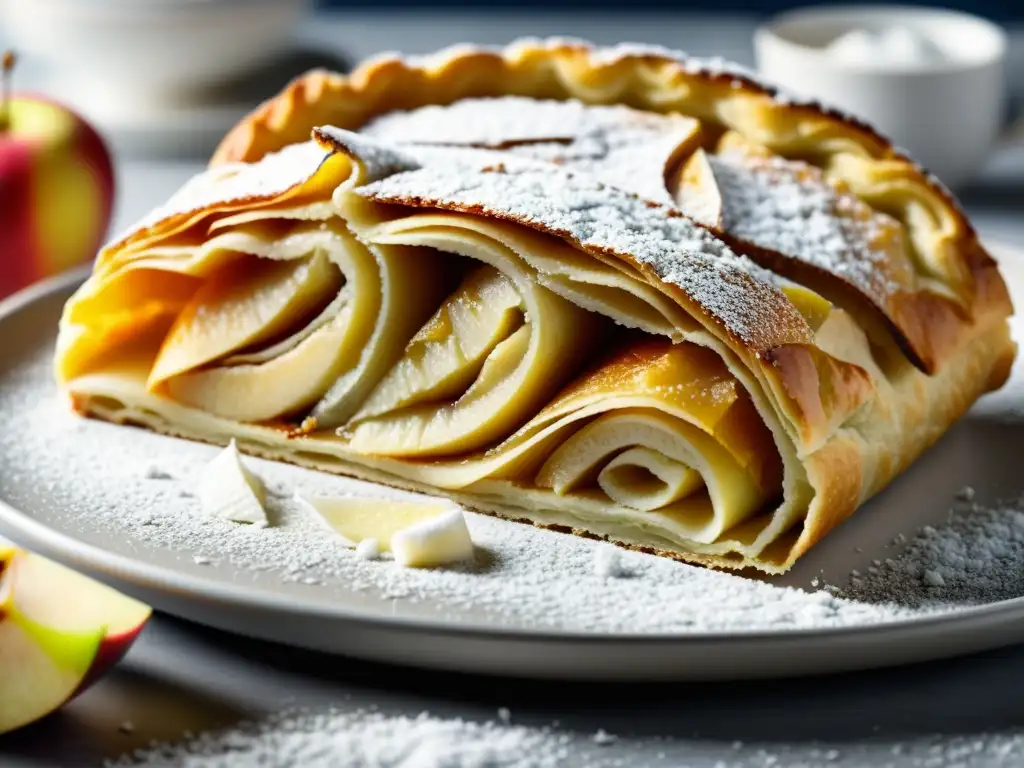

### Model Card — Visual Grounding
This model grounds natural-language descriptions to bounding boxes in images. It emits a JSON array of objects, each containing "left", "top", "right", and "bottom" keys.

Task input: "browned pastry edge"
[
  {"left": 204, "top": 38, "right": 1012, "bottom": 381},
  {"left": 717, "top": 231, "right": 994, "bottom": 376},
  {"left": 209, "top": 39, "right": 975, "bottom": 244}
]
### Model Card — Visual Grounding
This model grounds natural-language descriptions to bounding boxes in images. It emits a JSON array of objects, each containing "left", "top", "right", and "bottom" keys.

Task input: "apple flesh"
[
  {"left": 0, "top": 94, "right": 114, "bottom": 299},
  {"left": 0, "top": 580, "right": 104, "bottom": 734},
  {"left": 0, "top": 549, "right": 150, "bottom": 734}
]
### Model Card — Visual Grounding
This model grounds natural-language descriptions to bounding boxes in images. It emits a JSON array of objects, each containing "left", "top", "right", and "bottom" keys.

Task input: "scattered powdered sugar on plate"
[
  {"left": 5, "top": 348, "right": 1024, "bottom": 639},
  {"left": 0, "top": 349, "right": 923, "bottom": 636},
  {"left": 837, "top": 490, "right": 1024, "bottom": 609},
  {"left": 593, "top": 543, "right": 626, "bottom": 579}
]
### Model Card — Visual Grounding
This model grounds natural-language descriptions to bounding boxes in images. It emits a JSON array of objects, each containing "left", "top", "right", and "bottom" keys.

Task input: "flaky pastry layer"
[{"left": 55, "top": 40, "right": 1015, "bottom": 572}]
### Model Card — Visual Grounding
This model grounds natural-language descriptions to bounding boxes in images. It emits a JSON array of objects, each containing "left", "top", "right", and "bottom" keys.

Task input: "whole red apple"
[{"left": 0, "top": 52, "right": 114, "bottom": 299}]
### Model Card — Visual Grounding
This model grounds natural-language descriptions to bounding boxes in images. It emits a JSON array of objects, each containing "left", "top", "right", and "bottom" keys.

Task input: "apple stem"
[{"left": 0, "top": 51, "right": 14, "bottom": 133}]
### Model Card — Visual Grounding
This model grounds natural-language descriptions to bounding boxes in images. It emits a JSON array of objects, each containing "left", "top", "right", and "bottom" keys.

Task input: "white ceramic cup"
[
  {"left": 0, "top": 0, "right": 311, "bottom": 100},
  {"left": 754, "top": 5, "right": 1007, "bottom": 188}
]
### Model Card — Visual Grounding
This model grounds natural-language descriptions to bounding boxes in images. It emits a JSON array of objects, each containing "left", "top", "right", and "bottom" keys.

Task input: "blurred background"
[
  {"left": 319, "top": 0, "right": 1021, "bottom": 14},
  {"left": 0, "top": 0, "right": 1021, "bottom": 297},
  {"left": 2, "top": 0, "right": 1020, "bottom": 160}
]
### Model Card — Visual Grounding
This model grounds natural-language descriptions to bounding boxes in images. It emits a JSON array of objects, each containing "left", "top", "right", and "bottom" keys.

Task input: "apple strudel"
[{"left": 54, "top": 40, "right": 1014, "bottom": 572}]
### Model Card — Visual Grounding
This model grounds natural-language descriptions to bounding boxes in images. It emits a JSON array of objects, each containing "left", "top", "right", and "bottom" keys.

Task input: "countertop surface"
[{"left": 3, "top": 11, "right": 1024, "bottom": 767}]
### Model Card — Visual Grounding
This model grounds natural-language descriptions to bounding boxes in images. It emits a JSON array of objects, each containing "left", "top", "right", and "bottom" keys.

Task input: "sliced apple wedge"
[
  {"left": 351, "top": 265, "right": 524, "bottom": 420},
  {"left": 0, "top": 550, "right": 151, "bottom": 733},
  {"left": 294, "top": 494, "right": 476, "bottom": 568},
  {"left": 5, "top": 551, "right": 151, "bottom": 690},
  {"left": 149, "top": 252, "right": 342, "bottom": 388},
  {"left": 0, "top": 592, "right": 104, "bottom": 734},
  {"left": 294, "top": 493, "right": 450, "bottom": 549}
]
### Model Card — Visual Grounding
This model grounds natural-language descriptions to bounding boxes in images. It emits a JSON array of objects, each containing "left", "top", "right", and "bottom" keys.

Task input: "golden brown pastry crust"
[
  {"left": 63, "top": 303, "right": 1012, "bottom": 573},
  {"left": 211, "top": 40, "right": 912, "bottom": 177},
  {"left": 54, "top": 39, "right": 1016, "bottom": 572},
  {"left": 210, "top": 38, "right": 1005, "bottom": 375}
]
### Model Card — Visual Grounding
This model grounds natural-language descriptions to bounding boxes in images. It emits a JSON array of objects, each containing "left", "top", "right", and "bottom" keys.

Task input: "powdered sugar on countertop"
[
  {"left": 108, "top": 708, "right": 578, "bottom": 768},
  {"left": 106, "top": 705, "right": 1024, "bottom": 768},
  {"left": 0, "top": 349, "right": 914, "bottom": 635}
]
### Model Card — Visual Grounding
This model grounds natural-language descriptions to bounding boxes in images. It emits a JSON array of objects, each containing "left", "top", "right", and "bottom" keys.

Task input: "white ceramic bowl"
[
  {"left": 754, "top": 5, "right": 1007, "bottom": 188},
  {"left": 0, "top": 0, "right": 311, "bottom": 99}
]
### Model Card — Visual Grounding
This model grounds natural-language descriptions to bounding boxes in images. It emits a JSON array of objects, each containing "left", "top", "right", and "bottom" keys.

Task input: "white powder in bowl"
[{"left": 825, "top": 27, "right": 949, "bottom": 69}]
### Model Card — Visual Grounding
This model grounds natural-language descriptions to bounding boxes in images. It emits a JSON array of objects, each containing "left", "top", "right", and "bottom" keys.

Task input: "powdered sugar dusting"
[
  {"left": 363, "top": 97, "right": 591, "bottom": 149},
  {"left": 313, "top": 126, "right": 422, "bottom": 183},
  {"left": 508, "top": 130, "right": 690, "bottom": 206},
  {"left": 0, "top": 349, "right": 914, "bottom": 635},
  {"left": 356, "top": 158, "right": 808, "bottom": 350},
  {"left": 677, "top": 151, "right": 911, "bottom": 306},
  {"left": 105, "top": 704, "right": 1024, "bottom": 768},
  {"left": 110, "top": 142, "right": 330, "bottom": 248},
  {"left": 367, "top": 36, "right": 966, "bottom": 223},
  {"left": 361, "top": 97, "right": 697, "bottom": 205}
]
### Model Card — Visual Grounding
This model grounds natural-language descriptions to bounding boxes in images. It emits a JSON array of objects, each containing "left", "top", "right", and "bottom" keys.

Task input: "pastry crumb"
[
  {"left": 592, "top": 729, "right": 617, "bottom": 746},
  {"left": 143, "top": 465, "right": 173, "bottom": 480},
  {"left": 593, "top": 544, "right": 625, "bottom": 578}
]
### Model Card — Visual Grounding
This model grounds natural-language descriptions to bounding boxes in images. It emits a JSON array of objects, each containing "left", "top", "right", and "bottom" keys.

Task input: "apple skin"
[
  {"left": 0, "top": 548, "right": 150, "bottom": 734},
  {"left": 0, "top": 94, "right": 114, "bottom": 300}
]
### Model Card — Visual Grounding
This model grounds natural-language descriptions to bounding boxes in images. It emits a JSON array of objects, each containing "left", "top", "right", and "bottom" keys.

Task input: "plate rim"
[{"left": 2, "top": 242, "right": 1023, "bottom": 651}]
